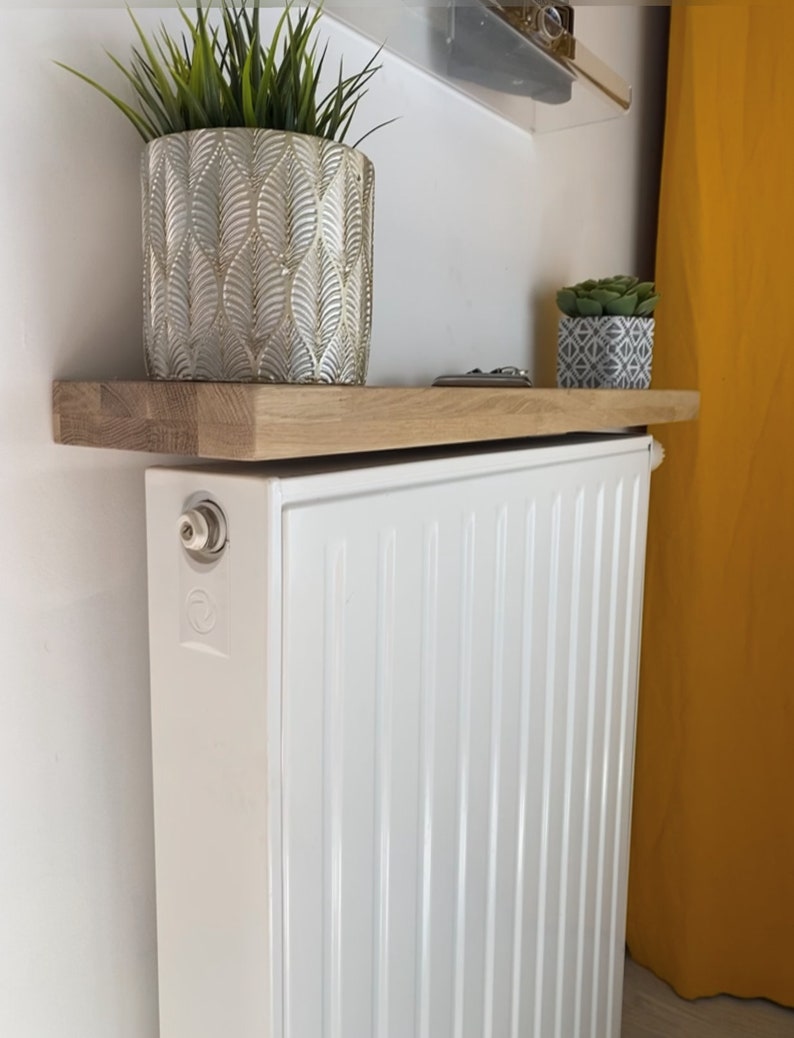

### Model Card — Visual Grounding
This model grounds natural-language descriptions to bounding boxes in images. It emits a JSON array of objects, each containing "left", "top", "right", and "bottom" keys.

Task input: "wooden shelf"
[{"left": 52, "top": 381, "right": 700, "bottom": 462}]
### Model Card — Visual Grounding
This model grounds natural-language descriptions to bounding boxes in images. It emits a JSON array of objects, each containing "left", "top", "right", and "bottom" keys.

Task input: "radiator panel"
[
  {"left": 279, "top": 445, "right": 650, "bottom": 1038},
  {"left": 146, "top": 438, "right": 651, "bottom": 1038}
]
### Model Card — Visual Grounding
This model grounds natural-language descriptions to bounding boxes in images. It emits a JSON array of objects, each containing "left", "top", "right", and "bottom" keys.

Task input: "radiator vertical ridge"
[
  {"left": 605, "top": 475, "right": 642, "bottom": 1038},
  {"left": 372, "top": 530, "right": 397, "bottom": 1038},
  {"left": 453, "top": 514, "right": 477, "bottom": 1038},
  {"left": 416, "top": 524, "right": 440, "bottom": 1038},
  {"left": 554, "top": 488, "right": 586, "bottom": 1038},
  {"left": 510, "top": 503, "right": 538, "bottom": 1038},
  {"left": 533, "top": 493, "right": 564, "bottom": 1038},
  {"left": 590, "top": 480, "right": 625, "bottom": 1038},
  {"left": 573, "top": 484, "right": 606, "bottom": 1038},
  {"left": 323, "top": 542, "right": 347, "bottom": 1038},
  {"left": 483, "top": 506, "right": 510, "bottom": 1038}
]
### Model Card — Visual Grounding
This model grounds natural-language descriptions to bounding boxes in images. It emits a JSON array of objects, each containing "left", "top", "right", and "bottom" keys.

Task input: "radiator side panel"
[{"left": 146, "top": 468, "right": 283, "bottom": 1038}]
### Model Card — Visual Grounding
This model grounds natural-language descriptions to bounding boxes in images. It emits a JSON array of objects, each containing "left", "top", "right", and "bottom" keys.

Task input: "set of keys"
[{"left": 432, "top": 366, "right": 534, "bottom": 388}]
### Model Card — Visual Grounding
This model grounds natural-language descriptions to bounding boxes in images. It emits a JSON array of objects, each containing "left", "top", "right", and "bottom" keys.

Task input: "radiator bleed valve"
[
  {"left": 650, "top": 439, "right": 666, "bottom": 472},
  {"left": 177, "top": 500, "right": 228, "bottom": 561}
]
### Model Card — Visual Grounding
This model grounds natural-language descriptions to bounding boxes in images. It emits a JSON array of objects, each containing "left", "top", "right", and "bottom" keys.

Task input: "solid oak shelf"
[{"left": 52, "top": 381, "right": 700, "bottom": 462}]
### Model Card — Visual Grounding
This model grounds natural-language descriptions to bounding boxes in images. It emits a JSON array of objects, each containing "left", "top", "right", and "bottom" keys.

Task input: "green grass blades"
[{"left": 57, "top": 0, "right": 387, "bottom": 146}]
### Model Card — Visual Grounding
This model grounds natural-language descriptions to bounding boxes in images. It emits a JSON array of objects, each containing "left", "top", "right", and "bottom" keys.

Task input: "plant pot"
[
  {"left": 141, "top": 128, "right": 375, "bottom": 383},
  {"left": 556, "top": 315, "right": 654, "bottom": 389}
]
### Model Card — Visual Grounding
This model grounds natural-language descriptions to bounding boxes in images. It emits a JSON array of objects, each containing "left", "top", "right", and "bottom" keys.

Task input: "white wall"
[{"left": 0, "top": 6, "right": 666, "bottom": 1036}]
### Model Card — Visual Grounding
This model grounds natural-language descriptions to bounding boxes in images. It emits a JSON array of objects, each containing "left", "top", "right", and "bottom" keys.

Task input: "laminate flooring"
[{"left": 622, "top": 956, "right": 794, "bottom": 1036}]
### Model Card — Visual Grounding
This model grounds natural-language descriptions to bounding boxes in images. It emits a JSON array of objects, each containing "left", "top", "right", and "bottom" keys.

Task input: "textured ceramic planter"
[
  {"left": 142, "top": 128, "right": 375, "bottom": 383},
  {"left": 557, "top": 315, "right": 654, "bottom": 389}
]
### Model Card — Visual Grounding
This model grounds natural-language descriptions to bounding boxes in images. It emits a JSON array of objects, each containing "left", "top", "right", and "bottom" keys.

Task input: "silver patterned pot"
[
  {"left": 557, "top": 315, "right": 654, "bottom": 389},
  {"left": 141, "top": 128, "right": 375, "bottom": 383}
]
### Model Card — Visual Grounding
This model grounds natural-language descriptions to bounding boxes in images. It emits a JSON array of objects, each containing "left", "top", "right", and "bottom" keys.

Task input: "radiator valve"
[
  {"left": 650, "top": 438, "right": 666, "bottom": 472},
  {"left": 178, "top": 500, "right": 227, "bottom": 560}
]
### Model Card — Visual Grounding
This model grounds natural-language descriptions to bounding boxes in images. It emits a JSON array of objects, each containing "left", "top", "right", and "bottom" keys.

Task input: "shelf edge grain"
[{"left": 52, "top": 381, "right": 700, "bottom": 461}]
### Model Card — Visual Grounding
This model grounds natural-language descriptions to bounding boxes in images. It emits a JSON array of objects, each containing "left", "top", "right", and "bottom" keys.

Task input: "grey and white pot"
[
  {"left": 557, "top": 315, "right": 654, "bottom": 389},
  {"left": 142, "top": 128, "right": 375, "bottom": 383}
]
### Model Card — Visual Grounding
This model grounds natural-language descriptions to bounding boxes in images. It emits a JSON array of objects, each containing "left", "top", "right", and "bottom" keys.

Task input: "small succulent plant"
[{"left": 556, "top": 276, "right": 660, "bottom": 319}]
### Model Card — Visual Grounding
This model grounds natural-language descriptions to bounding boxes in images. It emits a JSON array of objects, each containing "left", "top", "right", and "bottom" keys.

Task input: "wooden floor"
[{"left": 622, "top": 956, "right": 794, "bottom": 1036}]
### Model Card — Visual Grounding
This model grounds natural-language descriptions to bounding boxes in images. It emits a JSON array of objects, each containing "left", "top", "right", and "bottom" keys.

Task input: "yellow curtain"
[{"left": 626, "top": 4, "right": 794, "bottom": 1005}]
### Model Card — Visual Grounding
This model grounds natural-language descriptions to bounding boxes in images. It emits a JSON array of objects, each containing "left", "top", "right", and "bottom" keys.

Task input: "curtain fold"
[{"left": 626, "top": 4, "right": 794, "bottom": 1005}]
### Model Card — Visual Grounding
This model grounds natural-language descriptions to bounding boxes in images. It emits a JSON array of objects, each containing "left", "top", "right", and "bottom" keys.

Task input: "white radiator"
[{"left": 145, "top": 435, "right": 652, "bottom": 1038}]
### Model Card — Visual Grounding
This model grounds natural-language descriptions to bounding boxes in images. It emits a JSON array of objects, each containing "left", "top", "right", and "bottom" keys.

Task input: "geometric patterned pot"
[
  {"left": 142, "top": 128, "right": 375, "bottom": 383},
  {"left": 557, "top": 315, "right": 654, "bottom": 389}
]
